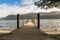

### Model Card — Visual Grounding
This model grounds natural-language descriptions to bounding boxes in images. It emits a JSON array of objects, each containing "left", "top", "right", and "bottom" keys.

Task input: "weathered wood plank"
[
  {"left": 1, "top": 26, "right": 54, "bottom": 40},
  {"left": 17, "top": 14, "right": 19, "bottom": 29}
]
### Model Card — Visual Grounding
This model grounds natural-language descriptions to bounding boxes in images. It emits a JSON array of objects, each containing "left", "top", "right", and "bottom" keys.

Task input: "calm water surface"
[
  {"left": 40, "top": 19, "right": 60, "bottom": 31},
  {"left": 0, "top": 19, "right": 60, "bottom": 31}
]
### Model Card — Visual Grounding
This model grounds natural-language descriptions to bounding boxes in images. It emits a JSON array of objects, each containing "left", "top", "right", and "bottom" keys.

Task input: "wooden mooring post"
[
  {"left": 37, "top": 13, "right": 40, "bottom": 29},
  {"left": 17, "top": 14, "right": 19, "bottom": 29}
]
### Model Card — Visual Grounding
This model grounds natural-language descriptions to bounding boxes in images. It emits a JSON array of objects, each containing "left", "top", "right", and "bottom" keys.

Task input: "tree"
[{"left": 34, "top": 0, "right": 60, "bottom": 10}]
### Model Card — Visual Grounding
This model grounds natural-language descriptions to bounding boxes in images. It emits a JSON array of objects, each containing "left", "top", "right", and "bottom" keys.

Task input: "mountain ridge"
[{"left": 1, "top": 11, "right": 60, "bottom": 20}]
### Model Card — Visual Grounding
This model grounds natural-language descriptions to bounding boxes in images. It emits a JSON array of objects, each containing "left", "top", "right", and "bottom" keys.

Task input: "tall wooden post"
[
  {"left": 37, "top": 13, "right": 40, "bottom": 29},
  {"left": 17, "top": 14, "right": 19, "bottom": 29}
]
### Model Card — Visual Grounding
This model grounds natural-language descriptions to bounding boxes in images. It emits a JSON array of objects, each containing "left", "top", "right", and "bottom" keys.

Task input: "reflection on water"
[
  {"left": 0, "top": 19, "right": 60, "bottom": 32},
  {"left": 0, "top": 19, "right": 37, "bottom": 30},
  {"left": 40, "top": 19, "right": 60, "bottom": 31},
  {"left": 0, "top": 20, "right": 23, "bottom": 30}
]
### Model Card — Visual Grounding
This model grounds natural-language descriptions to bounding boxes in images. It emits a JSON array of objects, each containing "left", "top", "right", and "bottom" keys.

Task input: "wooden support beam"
[
  {"left": 17, "top": 14, "right": 19, "bottom": 29},
  {"left": 37, "top": 13, "right": 40, "bottom": 29}
]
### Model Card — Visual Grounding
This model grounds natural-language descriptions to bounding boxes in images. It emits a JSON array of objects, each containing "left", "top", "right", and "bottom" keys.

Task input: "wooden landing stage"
[{"left": 1, "top": 26, "right": 54, "bottom": 40}]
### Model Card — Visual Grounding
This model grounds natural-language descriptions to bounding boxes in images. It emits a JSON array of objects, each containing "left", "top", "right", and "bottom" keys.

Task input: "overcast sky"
[{"left": 0, "top": 0, "right": 60, "bottom": 18}]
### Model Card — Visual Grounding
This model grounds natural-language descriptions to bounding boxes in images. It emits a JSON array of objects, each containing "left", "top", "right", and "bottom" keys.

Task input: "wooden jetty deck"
[{"left": 0, "top": 26, "right": 54, "bottom": 40}]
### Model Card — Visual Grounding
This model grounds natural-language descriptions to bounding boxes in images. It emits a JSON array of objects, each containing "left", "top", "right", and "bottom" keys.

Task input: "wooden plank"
[
  {"left": 37, "top": 13, "right": 40, "bottom": 29},
  {"left": 17, "top": 14, "right": 19, "bottom": 29},
  {"left": 1, "top": 26, "right": 53, "bottom": 40}
]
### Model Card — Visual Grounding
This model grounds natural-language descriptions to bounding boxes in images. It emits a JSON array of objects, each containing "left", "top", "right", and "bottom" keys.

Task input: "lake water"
[
  {"left": 0, "top": 20, "right": 23, "bottom": 30},
  {"left": 40, "top": 19, "right": 60, "bottom": 31},
  {"left": 0, "top": 19, "right": 37, "bottom": 30},
  {"left": 0, "top": 19, "right": 60, "bottom": 31}
]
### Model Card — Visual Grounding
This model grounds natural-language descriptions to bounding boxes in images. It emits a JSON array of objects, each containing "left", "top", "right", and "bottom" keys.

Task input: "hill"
[
  {"left": 1, "top": 13, "right": 37, "bottom": 20},
  {"left": 40, "top": 11, "right": 60, "bottom": 19},
  {"left": 1, "top": 11, "right": 60, "bottom": 20}
]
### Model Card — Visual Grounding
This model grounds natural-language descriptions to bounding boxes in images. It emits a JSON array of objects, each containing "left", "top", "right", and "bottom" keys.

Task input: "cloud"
[
  {"left": 0, "top": 4, "right": 20, "bottom": 18},
  {"left": 22, "top": 0, "right": 33, "bottom": 5},
  {"left": 20, "top": 0, "right": 60, "bottom": 13},
  {"left": 21, "top": 0, "right": 39, "bottom": 5},
  {"left": 0, "top": 0, "right": 38, "bottom": 18},
  {"left": 0, "top": 0, "right": 60, "bottom": 18}
]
